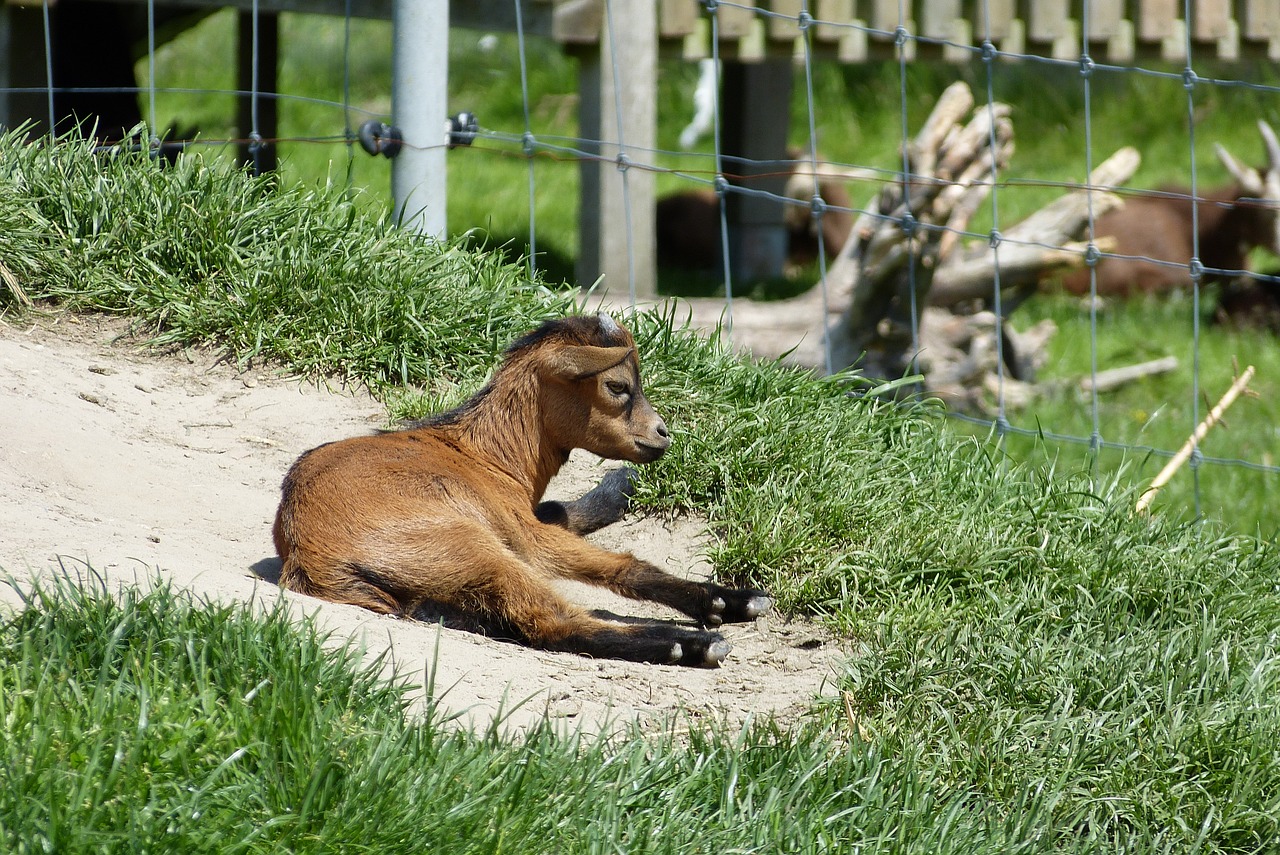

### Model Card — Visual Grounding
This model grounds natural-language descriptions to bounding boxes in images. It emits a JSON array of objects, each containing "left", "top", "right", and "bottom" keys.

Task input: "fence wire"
[{"left": 5, "top": 0, "right": 1279, "bottom": 520}]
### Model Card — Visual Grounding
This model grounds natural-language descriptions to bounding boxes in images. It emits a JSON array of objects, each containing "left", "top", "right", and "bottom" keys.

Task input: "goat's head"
[
  {"left": 1214, "top": 119, "right": 1280, "bottom": 256},
  {"left": 517, "top": 314, "right": 671, "bottom": 464}
]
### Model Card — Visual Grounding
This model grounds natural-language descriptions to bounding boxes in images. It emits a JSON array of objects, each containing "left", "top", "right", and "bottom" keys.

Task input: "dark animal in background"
[
  {"left": 1058, "top": 120, "right": 1280, "bottom": 297},
  {"left": 1215, "top": 269, "right": 1280, "bottom": 333},
  {"left": 272, "top": 314, "right": 772, "bottom": 667},
  {"left": 655, "top": 160, "right": 858, "bottom": 274},
  {"left": 780, "top": 162, "right": 857, "bottom": 267},
  {"left": 655, "top": 189, "right": 724, "bottom": 274}
]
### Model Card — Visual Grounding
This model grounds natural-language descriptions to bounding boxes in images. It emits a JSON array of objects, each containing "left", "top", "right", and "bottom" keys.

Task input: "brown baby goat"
[{"left": 272, "top": 314, "right": 771, "bottom": 666}]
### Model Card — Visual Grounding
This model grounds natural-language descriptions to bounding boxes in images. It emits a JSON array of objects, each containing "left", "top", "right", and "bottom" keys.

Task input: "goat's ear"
[{"left": 544, "top": 345, "right": 633, "bottom": 381}]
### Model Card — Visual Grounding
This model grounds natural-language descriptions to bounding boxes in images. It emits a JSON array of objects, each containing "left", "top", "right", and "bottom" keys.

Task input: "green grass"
[
  {"left": 977, "top": 292, "right": 1280, "bottom": 534},
  {"left": 4, "top": 22, "right": 1280, "bottom": 852},
  {"left": 0, "top": 575, "right": 1101, "bottom": 853},
  {"left": 4, "top": 131, "right": 1280, "bottom": 850},
  {"left": 5, "top": 568, "right": 1279, "bottom": 853}
]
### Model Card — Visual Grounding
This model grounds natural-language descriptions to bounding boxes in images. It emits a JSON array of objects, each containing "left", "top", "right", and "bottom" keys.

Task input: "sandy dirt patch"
[{"left": 0, "top": 312, "right": 845, "bottom": 734}]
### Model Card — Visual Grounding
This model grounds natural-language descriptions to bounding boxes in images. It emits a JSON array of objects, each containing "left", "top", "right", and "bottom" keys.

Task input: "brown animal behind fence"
[
  {"left": 1057, "top": 121, "right": 1280, "bottom": 297},
  {"left": 656, "top": 159, "right": 860, "bottom": 275},
  {"left": 272, "top": 314, "right": 771, "bottom": 667}
]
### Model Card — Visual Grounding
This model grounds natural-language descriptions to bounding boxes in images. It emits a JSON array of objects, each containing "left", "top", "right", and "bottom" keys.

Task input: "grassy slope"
[
  {"left": 3, "top": 131, "right": 1280, "bottom": 851},
  {"left": 0, "top": 577, "right": 1122, "bottom": 854}
]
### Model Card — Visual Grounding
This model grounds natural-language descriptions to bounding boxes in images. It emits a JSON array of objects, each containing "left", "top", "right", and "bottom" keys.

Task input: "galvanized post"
[{"left": 392, "top": 0, "right": 449, "bottom": 237}]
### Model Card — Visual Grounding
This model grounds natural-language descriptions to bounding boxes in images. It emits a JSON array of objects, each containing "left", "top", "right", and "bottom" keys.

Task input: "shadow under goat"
[
  {"left": 272, "top": 314, "right": 771, "bottom": 666},
  {"left": 1058, "top": 121, "right": 1280, "bottom": 297}
]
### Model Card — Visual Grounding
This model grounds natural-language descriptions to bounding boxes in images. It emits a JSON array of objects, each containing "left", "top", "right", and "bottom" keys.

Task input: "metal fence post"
[{"left": 392, "top": 0, "right": 449, "bottom": 237}]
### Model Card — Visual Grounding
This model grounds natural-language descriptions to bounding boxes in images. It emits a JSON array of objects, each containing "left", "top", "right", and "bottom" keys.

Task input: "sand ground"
[{"left": 0, "top": 312, "right": 845, "bottom": 734}]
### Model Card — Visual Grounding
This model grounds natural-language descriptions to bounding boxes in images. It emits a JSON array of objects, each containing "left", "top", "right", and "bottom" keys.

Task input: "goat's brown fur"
[
  {"left": 1058, "top": 184, "right": 1279, "bottom": 296},
  {"left": 273, "top": 315, "right": 771, "bottom": 666}
]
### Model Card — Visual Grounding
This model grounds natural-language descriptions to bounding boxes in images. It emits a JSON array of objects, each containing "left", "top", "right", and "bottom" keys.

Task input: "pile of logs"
[{"left": 662, "top": 81, "right": 1147, "bottom": 412}]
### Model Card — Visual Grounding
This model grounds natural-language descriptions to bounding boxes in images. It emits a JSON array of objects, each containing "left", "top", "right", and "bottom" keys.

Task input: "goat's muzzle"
[{"left": 633, "top": 419, "right": 671, "bottom": 463}]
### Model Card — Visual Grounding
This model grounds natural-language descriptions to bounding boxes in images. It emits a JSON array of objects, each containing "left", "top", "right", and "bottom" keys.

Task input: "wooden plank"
[
  {"left": 870, "top": 0, "right": 901, "bottom": 32},
  {"left": 553, "top": 0, "right": 604, "bottom": 43},
  {"left": 814, "top": 0, "right": 852, "bottom": 43},
  {"left": 1137, "top": 0, "right": 1178, "bottom": 41},
  {"left": 1244, "top": 0, "right": 1280, "bottom": 37},
  {"left": 976, "top": 0, "right": 1014, "bottom": 40},
  {"left": 943, "top": 16, "right": 971, "bottom": 60},
  {"left": 1103, "top": 18, "right": 1136, "bottom": 62},
  {"left": 768, "top": 0, "right": 803, "bottom": 40},
  {"left": 716, "top": 0, "right": 756, "bottom": 39},
  {"left": 735, "top": 18, "right": 768, "bottom": 60},
  {"left": 659, "top": 0, "right": 701, "bottom": 38},
  {"left": 837, "top": 19, "right": 868, "bottom": 61},
  {"left": 1193, "top": 0, "right": 1232, "bottom": 41},
  {"left": 1026, "top": 0, "right": 1069, "bottom": 41},
  {"left": 69, "top": 0, "right": 577, "bottom": 33},
  {"left": 1086, "top": 0, "right": 1124, "bottom": 40},
  {"left": 1243, "top": 0, "right": 1280, "bottom": 58},
  {"left": 920, "top": 0, "right": 960, "bottom": 40},
  {"left": 1160, "top": 17, "right": 1187, "bottom": 60}
]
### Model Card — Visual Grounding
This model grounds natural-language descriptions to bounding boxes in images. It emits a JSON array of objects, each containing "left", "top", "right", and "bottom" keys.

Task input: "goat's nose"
[{"left": 656, "top": 420, "right": 669, "bottom": 439}]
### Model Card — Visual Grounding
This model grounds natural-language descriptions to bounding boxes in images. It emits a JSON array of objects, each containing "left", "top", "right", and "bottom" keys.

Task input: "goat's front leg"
[
  {"left": 535, "top": 466, "right": 636, "bottom": 535},
  {"left": 533, "top": 524, "right": 773, "bottom": 627}
]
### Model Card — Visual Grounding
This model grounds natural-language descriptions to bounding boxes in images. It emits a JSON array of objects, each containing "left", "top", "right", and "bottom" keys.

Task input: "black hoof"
[
  {"left": 703, "top": 586, "right": 774, "bottom": 626},
  {"left": 672, "top": 631, "right": 732, "bottom": 667},
  {"left": 576, "top": 623, "right": 731, "bottom": 667}
]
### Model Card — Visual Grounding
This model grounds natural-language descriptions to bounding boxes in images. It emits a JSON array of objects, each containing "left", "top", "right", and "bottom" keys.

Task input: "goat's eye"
[{"left": 605, "top": 380, "right": 631, "bottom": 397}]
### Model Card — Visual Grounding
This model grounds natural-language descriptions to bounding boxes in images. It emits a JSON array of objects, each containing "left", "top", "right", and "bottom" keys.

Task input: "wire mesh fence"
[{"left": 2, "top": 0, "right": 1278, "bottom": 530}]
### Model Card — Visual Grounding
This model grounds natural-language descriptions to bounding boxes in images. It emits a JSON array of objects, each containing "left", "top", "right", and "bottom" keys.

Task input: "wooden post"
[
  {"left": 0, "top": 3, "right": 50, "bottom": 137},
  {"left": 576, "top": 2, "right": 656, "bottom": 301},
  {"left": 237, "top": 9, "right": 279, "bottom": 174},
  {"left": 720, "top": 57, "right": 793, "bottom": 282}
]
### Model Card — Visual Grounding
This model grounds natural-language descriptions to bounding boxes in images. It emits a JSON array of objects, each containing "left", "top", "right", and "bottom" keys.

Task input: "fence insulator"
[
  {"left": 448, "top": 112, "right": 479, "bottom": 149},
  {"left": 358, "top": 120, "right": 403, "bottom": 158}
]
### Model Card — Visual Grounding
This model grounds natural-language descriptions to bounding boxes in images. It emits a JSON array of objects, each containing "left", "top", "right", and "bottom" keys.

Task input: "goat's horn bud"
[
  {"left": 597, "top": 313, "right": 621, "bottom": 336},
  {"left": 1215, "top": 142, "right": 1264, "bottom": 197},
  {"left": 1259, "top": 120, "right": 1280, "bottom": 173}
]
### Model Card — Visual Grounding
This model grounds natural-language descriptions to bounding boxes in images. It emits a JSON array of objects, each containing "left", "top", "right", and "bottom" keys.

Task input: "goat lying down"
[
  {"left": 1059, "top": 120, "right": 1280, "bottom": 297},
  {"left": 273, "top": 314, "right": 772, "bottom": 666}
]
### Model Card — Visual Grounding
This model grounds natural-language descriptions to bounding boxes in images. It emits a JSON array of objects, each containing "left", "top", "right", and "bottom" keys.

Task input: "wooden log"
[
  {"left": 1079, "top": 356, "right": 1178, "bottom": 393},
  {"left": 928, "top": 146, "right": 1140, "bottom": 306},
  {"left": 618, "top": 84, "right": 1147, "bottom": 415}
]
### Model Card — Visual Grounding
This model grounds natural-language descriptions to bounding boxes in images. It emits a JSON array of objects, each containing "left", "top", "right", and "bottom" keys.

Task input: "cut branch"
[{"left": 1135, "top": 365, "right": 1256, "bottom": 515}]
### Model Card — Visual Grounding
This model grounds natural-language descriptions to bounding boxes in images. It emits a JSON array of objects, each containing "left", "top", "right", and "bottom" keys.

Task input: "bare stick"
[
  {"left": 1135, "top": 365, "right": 1257, "bottom": 515},
  {"left": 1079, "top": 356, "right": 1179, "bottom": 393}
]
